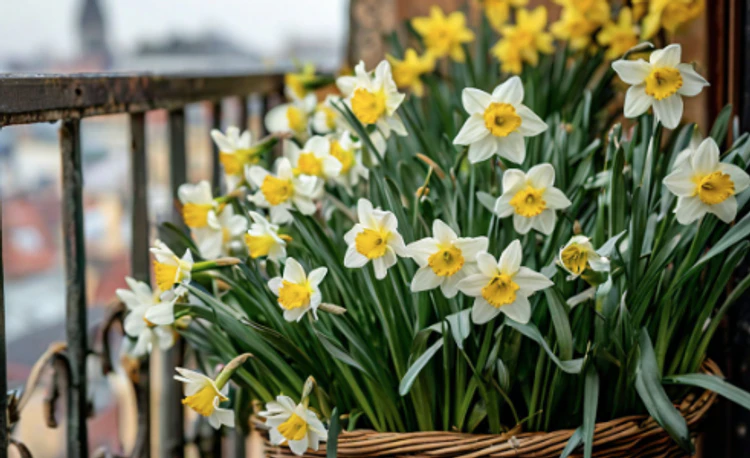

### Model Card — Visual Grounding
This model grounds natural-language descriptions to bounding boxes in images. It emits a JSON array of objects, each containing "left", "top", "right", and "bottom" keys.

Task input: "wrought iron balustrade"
[{"left": 0, "top": 71, "right": 285, "bottom": 458}]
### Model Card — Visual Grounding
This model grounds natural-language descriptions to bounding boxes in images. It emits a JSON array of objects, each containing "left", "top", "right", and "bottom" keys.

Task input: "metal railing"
[{"left": 0, "top": 71, "right": 285, "bottom": 458}]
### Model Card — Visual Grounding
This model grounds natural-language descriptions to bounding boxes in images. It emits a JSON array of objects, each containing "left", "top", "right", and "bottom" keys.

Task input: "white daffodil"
[
  {"left": 193, "top": 205, "right": 248, "bottom": 260},
  {"left": 285, "top": 136, "right": 342, "bottom": 182},
  {"left": 330, "top": 131, "right": 369, "bottom": 188},
  {"left": 174, "top": 368, "right": 234, "bottom": 429},
  {"left": 265, "top": 93, "right": 317, "bottom": 141},
  {"left": 612, "top": 43, "right": 709, "bottom": 129},
  {"left": 458, "top": 240, "right": 554, "bottom": 324},
  {"left": 312, "top": 96, "right": 345, "bottom": 134},
  {"left": 245, "top": 211, "right": 291, "bottom": 261},
  {"left": 116, "top": 277, "right": 176, "bottom": 358},
  {"left": 268, "top": 258, "right": 328, "bottom": 322},
  {"left": 178, "top": 181, "right": 217, "bottom": 229},
  {"left": 344, "top": 198, "right": 408, "bottom": 280},
  {"left": 151, "top": 240, "right": 193, "bottom": 293},
  {"left": 493, "top": 164, "right": 572, "bottom": 235},
  {"left": 407, "top": 220, "right": 488, "bottom": 298},
  {"left": 453, "top": 76, "right": 548, "bottom": 164},
  {"left": 246, "top": 158, "right": 322, "bottom": 224},
  {"left": 211, "top": 127, "right": 262, "bottom": 188},
  {"left": 336, "top": 60, "right": 407, "bottom": 139},
  {"left": 663, "top": 137, "right": 750, "bottom": 224},
  {"left": 259, "top": 395, "right": 327, "bottom": 456},
  {"left": 558, "top": 236, "right": 610, "bottom": 279}
]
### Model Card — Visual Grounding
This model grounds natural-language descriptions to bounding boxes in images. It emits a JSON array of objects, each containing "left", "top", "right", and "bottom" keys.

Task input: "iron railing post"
[
  {"left": 0, "top": 199, "right": 7, "bottom": 458},
  {"left": 60, "top": 119, "right": 89, "bottom": 458},
  {"left": 211, "top": 102, "right": 222, "bottom": 190}
]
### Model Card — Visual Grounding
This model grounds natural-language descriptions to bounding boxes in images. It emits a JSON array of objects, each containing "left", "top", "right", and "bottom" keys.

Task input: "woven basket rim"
[{"left": 257, "top": 359, "right": 722, "bottom": 457}]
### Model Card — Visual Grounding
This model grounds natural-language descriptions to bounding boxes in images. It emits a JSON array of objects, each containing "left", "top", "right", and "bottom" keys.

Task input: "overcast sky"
[{"left": 0, "top": 0, "right": 348, "bottom": 60}]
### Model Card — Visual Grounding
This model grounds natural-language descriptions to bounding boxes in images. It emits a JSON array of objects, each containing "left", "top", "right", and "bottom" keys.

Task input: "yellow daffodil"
[
  {"left": 178, "top": 181, "right": 217, "bottom": 229},
  {"left": 116, "top": 277, "right": 176, "bottom": 358},
  {"left": 150, "top": 240, "right": 193, "bottom": 293},
  {"left": 558, "top": 236, "right": 610, "bottom": 279},
  {"left": 246, "top": 158, "right": 322, "bottom": 224},
  {"left": 493, "top": 164, "right": 572, "bottom": 235},
  {"left": 245, "top": 211, "right": 291, "bottom": 261},
  {"left": 597, "top": 8, "right": 640, "bottom": 60},
  {"left": 407, "top": 220, "right": 488, "bottom": 298},
  {"left": 491, "top": 7, "right": 554, "bottom": 74},
  {"left": 411, "top": 6, "right": 475, "bottom": 62},
  {"left": 336, "top": 60, "right": 407, "bottom": 140},
  {"left": 285, "top": 63, "right": 317, "bottom": 100},
  {"left": 663, "top": 138, "right": 750, "bottom": 224},
  {"left": 482, "top": 0, "right": 528, "bottom": 32},
  {"left": 458, "top": 240, "right": 553, "bottom": 324},
  {"left": 612, "top": 44, "right": 709, "bottom": 129},
  {"left": 550, "top": 6, "right": 600, "bottom": 51},
  {"left": 265, "top": 94, "right": 317, "bottom": 142},
  {"left": 268, "top": 258, "right": 328, "bottom": 322},
  {"left": 211, "top": 127, "right": 264, "bottom": 188},
  {"left": 344, "top": 198, "right": 408, "bottom": 280},
  {"left": 260, "top": 393, "right": 327, "bottom": 455},
  {"left": 386, "top": 49, "right": 435, "bottom": 97},
  {"left": 330, "top": 130, "right": 368, "bottom": 189},
  {"left": 284, "top": 136, "right": 342, "bottom": 182},
  {"left": 454, "top": 77, "right": 547, "bottom": 164},
  {"left": 554, "top": 0, "right": 610, "bottom": 25},
  {"left": 641, "top": 0, "right": 704, "bottom": 40}
]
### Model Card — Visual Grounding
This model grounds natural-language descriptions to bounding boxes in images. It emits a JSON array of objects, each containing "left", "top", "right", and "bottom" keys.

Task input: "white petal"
[
  {"left": 653, "top": 95, "right": 683, "bottom": 129},
  {"left": 502, "top": 169, "right": 527, "bottom": 192},
  {"left": 677, "top": 64, "right": 709, "bottom": 97},
  {"left": 650, "top": 44, "right": 681, "bottom": 67},
  {"left": 268, "top": 277, "right": 283, "bottom": 295},
  {"left": 500, "top": 295, "right": 531, "bottom": 324},
  {"left": 720, "top": 163, "right": 750, "bottom": 193},
  {"left": 144, "top": 302, "right": 175, "bottom": 326},
  {"left": 283, "top": 258, "right": 307, "bottom": 284},
  {"left": 467, "top": 135, "right": 498, "bottom": 163},
  {"left": 513, "top": 213, "right": 533, "bottom": 234},
  {"left": 494, "top": 193, "right": 514, "bottom": 218},
  {"left": 526, "top": 163, "right": 555, "bottom": 188},
  {"left": 289, "top": 437, "right": 310, "bottom": 456},
  {"left": 476, "top": 252, "right": 499, "bottom": 277},
  {"left": 462, "top": 88, "right": 492, "bottom": 114},
  {"left": 307, "top": 267, "right": 328, "bottom": 287},
  {"left": 433, "top": 219, "right": 458, "bottom": 244},
  {"left": 458, "top": 273, "right": 488, "bottom": 296},
  {"left": 454, "top": 237, "right": 488, "bottom": 260},
  {"left": 454, "top": 115, "right": 489, "bottom": 146},
  {"left": 492, "top": 76, "right": 524, "bottom": 104},
  {"left": 265, "top": 104, "right": 291, "bottom": 133},
  {"left": 709, "top": 197, "right": 738, "bottom": 223},
  {"left": 516, "top": 105, "right": 548, "bottom": 137},
  {"left": 498, "top": 240, "right": 522, "bottom": 274},
  {"left": 663, "top": 168, "right": 696, "bottom": 197},
  {"left": 514, "top": 266, "right": 554, "bottom": 294},
  {"left": 344, "top": 245, "right": 369, "bottom": 268},
  {"left": 357, "top": 198, "right": 375, "bottom": 226},
  {"left": 496, "top": 132, "right": 525, "bottom": 164},
  {"left": 692, "top": 138, "right": 721, "bottom": 175},
  {"left": 247, "top": 166, "right": 269, "bottom": 188},
  {"left": 543, "top": 187, "right": 572, "bottom": 209},
  {"left": 406, "top": 238, "right": 439, "bottom": 266},
  {"left": 623, "top": 85, "right": 653, "bottom": 118},
  {"left": 612, "top": 59, "right": 651, "bottom": 85},
  {"left": 533, "top": 210, "right": 556, "bottom": 235},
  {"left": 411, "top": 267, "right": 443, "bottom": 292},
  {"left": 472, "top": 298, "right": 501, "bottom": 324},
  {"left": 372, "top": 256, "right": 389, "bottom": 279},
  {"left": 441, "top": 270, "right": 465, "bottom": 298},
  {"left": 674, "top": 196, "right": 708, "bottom": 225}
]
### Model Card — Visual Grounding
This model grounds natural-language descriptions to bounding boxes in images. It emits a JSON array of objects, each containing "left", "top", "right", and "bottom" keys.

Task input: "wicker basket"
[{"left": 258, "top": 360, "right": 721, "bottom": 457}]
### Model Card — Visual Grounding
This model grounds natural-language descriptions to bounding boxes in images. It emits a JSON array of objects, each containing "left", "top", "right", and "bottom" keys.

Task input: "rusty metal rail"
[{"left": 0, "top": 72, "right": 284, "bottom": 458}]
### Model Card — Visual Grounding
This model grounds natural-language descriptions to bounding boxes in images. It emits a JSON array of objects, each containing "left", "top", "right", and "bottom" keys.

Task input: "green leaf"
[
  {"left": 545, "top": 288, "right": 574, "bottom": 361},
  {"left": 560, "top": 427, "right": 583, "bottom": 458},
  {"left": 505, "top": 320, "right": 583, "bottom": 374},
  {"left": 662, "top": 373, "right": 750, "bottom": 410},
  {"left": 399, "top": 339, "right": 443, "bottom": 396},
  {"left": 684, "top": 211, "right": 750, "bottom": 278},
  {"left": 582, "top": 365, "right": 599, "bottom": 458},
  {"left": 327, "top": 407, "right": 340, "bottom": 458},
  {"left": 316, "top": 331, "right": 370, "bottom": 376},
  {"left": 426, "top": 309, "right": 472, "bottom": 349},
  {"left": 634, "top": 331, "right": 694, "bottom": 453},
  {"left": 709, "top": 104, "right": 733, "bottom": 146}
]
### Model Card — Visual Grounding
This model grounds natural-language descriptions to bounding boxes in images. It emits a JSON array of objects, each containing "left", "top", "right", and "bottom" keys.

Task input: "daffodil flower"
[
  {"left": 284, "top": 136, "right": 342, "bottom": 182},
  {"left": 344, "top": 198, "right": 408, "bottom": 280},
  {"left": 612, "top": 44, "right": 709, "bottom": 129},
  {"left": 663, "top": 138, "right": 750, "bottom": 224},
  {"left": 493, "top": 164, "right": 571, "bottom": 235},
  {"left": 268, "top": 258, "right": 328, "bottom": 322},
  {"left": 641, "top": 0, "right": 704, "bottom": 40},
  {"left": 454, "top": 77, "right": 548, "bottom": 164},
  {"left": 458, "top": 240, "right": 553, "bottom": 324},
  {"left": 116, "top": 277, "right": 176, "bottom": 358},
  {"left": 336, "top": 60, "right": 406, "bottom": 140},
  {"left": 411, "top": 6, "right": 475, "bottom": 62},
  {"left": 558, "top": 236, "right": 610, "bottom": 279},
  {"left": 551, "top": 6, "right": 602, "bottom": 50},
  {"left": 491, "top": 7, "right": 554, "bottom": 74},
  {"left": 386, "top": 48, "right": 435, "bottom": 97},
  {"left": 284, "top": 63, "right": 317, "bottom": 100},
  {"left": 151, "top": 240, "right": 193, "bottom": 293},
  {"left": 311, "top": 95, "right": 344, "bottom": 135},
  {"left": 259, "top": 395, "right": 327, "bottom": 456},
  {"left": 245, "top": 211, "right": 291, "bottom": 261},
  {"left": 211, "top": 127, "right": 264, "bottom": 189},
  {"left": 246, "top": 158, "right": 321, "bottom": 224},
  {"left": 265, "top": 93, "right": 317, "bottom": 141},
  {"left": 330, "top": 130, "right": 368, "bottom": 189},
  {"left": 193, "top": 205, "right": 248, "bottom": 260},
  {"left": 482, "top": 0, "right": 529, "bottom": 32},
  {"left": 597, "top": 7, "right": 640, "bottom": 60},
  {"left": 178, "top": 181, "right": 217, "bottom": 229},
  {"left": 407, "top": 220, "right": 488, "bottom": 298}
]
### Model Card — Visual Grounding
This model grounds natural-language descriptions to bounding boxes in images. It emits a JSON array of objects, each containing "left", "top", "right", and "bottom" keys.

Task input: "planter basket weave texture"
[{"left": 260, "top": 360, "right": 721, "bottom": 458}]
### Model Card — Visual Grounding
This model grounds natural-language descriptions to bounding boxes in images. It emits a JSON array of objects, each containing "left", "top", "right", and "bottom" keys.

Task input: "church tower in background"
[{"left": 78, "top": 0, "right": 111, "bottom": 68}]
